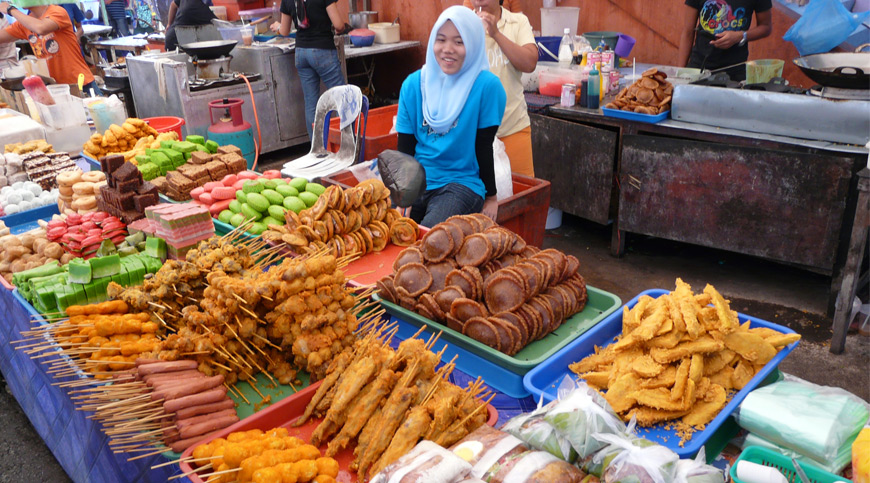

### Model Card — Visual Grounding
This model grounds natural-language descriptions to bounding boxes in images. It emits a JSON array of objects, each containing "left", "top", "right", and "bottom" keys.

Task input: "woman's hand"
[
  {"left": 269, "top": 21, "right": 281, "bottom": 33},
  {"left": 482, "top": 196, "right": 498, "bottom": 221},
  {"left": 710, "top": 30, "right": 743, "bottom": 49}
]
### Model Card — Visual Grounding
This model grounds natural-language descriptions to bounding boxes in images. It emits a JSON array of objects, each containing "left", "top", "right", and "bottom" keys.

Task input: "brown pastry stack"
[
  {"left": 150, "top": 145, "right": 247, "bottom": 201},
  {"left": 22, "top": 151, "right": 78, "bottom": 190},
  {"left": 95, "top": 154, "right": 159, "bottom": 223}
]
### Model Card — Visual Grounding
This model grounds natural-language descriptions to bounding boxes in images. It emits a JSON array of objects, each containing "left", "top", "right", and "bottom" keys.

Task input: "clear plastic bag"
[
  {"left": 544, "top": 376, "right": 629, "bottom": 460},
  {"left": 673, "top": 448, "right": 725, "bottom": 483},
  {"left": 783, "top": 0, "right": 870, "bottom": 55},
  {"left": 501, "top": 398, "right": 577, "bottom": 462},
  {"left": 595, "top": 433, "right": 679, "bottom": 483},
  {"left": 733, "top": 376, "right": 870, "bottom": 464},
  {"left": 581, "top": 435, "right": 658, "bottom": 478},
  {"left": 493, "top": 138, "right": 513, "bottom": 202}
]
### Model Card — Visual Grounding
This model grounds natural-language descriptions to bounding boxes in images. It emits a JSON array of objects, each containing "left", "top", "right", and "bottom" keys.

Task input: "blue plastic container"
[
  {"left": 80, "top": 151, "right": 101, "bottom": 171},
  {"left": 1, "top": 203, "right": 60, "bottom": 234},
  {"left": 522, "top": 288, "right": 801, "bottom": 459},
  {"left": 602, "top": 107, "right": 669, "bottom": 124}
]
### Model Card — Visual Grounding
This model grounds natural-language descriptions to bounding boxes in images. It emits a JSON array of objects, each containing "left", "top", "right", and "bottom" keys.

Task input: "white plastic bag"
[
  {"left": 595, "top": 433, "right": 679, "bottom": 483},
  {"left": 493, "top": 138, "right": 513, "bottom": 202},
  {"left": 673, "top": 448, "right": 725, "bottom": 483},
  {"left": 545, "top": 376, "right": 629, "bottom": 459},
  {"left": 348, "top": 158, "right": 382, "bottom": 183}
]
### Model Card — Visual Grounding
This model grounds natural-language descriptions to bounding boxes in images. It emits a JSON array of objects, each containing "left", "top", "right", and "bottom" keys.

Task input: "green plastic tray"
[
  {"left": 376, "top": 285, "right": 621, "bottom": 374},
  {"left": 730, "top": 446, "right": 852, "bottom": 483}
]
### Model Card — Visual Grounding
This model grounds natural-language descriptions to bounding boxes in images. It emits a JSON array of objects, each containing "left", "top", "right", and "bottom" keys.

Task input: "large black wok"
[
  {"left": 0, "top": 74, "right": 55, "bottom": 92},
  {"left": 178, "top": 40, "right": 237, "bottom": 60},
  {"left": 794, "top": 44, "right": 870, "bottom": 89}
]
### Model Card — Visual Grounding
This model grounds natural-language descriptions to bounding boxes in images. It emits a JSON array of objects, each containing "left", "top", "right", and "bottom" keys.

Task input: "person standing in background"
[
  {"left": 164, "top": 0, "right": 216, "bottom": 52},
  {"left": 0, "top": 11, "right": 16, "bottom": 65},
  {"left": 270, "top": 0, "right": 351, "bottom": 139},
  {"left": 0, "top": 2, "right": 101, "bottom": 95},
  {"left": 463, "top": 0, "right": 523, "bottom": 13},
  {"left": 679, "top": 0, "right": 772, "bottom": 81},
  {"left": 61, "top": 2, "right": 85, "bottom": 40},
  {"left": 106, "top": 0, "right": 130, "bottom": 37},
  {"left": 468, "top": 0, "right": 537, "bottom": 177}
]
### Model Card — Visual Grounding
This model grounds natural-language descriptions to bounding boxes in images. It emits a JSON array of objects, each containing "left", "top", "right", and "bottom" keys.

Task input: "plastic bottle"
[
  {"left": 579, "top": 79, "right": 588, "bottom": 108},
  {"left": 587, "top": 69, "right": 600, "bottom": 109},
  {"left": 558, "top": 28, "right": 574, "bottom": 67}
]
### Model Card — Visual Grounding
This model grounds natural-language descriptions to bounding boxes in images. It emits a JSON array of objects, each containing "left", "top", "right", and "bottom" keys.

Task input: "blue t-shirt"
[
  {"left": 396, "top": 70, "right": 506, "bottom": 199},
  {"left": 62, "top": 4, "right": 85, "bottom": 28}
]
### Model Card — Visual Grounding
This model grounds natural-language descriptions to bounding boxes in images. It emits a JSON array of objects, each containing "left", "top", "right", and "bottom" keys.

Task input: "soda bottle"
[
  {"left": 558, "top": 28, "right": 574, "bottom": 67},
  {"left": 587, "top": 69, "right": 600, "bottom": 109}
]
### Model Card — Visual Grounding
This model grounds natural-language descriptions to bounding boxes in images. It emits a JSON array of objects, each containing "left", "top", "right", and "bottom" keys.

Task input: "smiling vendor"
[
  {"left": 396, "top": 6, "right": 506, "bottom": 227},
  {"left": 0, "top": 2, "right": 98, "bottom": 95}
]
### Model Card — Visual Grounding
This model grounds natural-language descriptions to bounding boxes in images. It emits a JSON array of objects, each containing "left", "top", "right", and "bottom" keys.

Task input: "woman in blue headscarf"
[{"left": 396, "top": 5, "right": 507, "bottom": 228}]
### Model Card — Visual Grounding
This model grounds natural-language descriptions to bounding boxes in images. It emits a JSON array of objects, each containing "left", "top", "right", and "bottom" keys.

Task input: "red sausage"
[
  {"left": 144, "top": 370, "right": 205, "bottom": 385},
  {"left": 176, "top": 409, "right": 238, "bottom": 431},
  {"left": 174, "top": 399, "right": 236, "bottom": 420},
  {"left": 135, "top": 358, "right": 161, "bottom": 367},
  {"left": 169, "top": 429, "right": 225, "bottom": 453},
  {"left": 178, "top": 414, "right": 239, "bottom": 440},
  {"left": 150, "top": 377, "right": 209, "bottom": 393},
  {"left": 164, "top": 387, "right": 228, "bottom": 413},
  {"left": 152, "top": 375, "right": 224, "bottom": 401},
  {"left": 138, "top": 360, "right": 199, "bottom": 376}
]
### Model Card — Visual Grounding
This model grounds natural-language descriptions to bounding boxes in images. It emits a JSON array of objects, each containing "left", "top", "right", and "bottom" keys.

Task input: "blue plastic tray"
[
  {"left": 80, "top": 151, "right": 101, "bottom": 171},
  {"left": 602, "top": 107, "right": 669, "bottom": 124},
  {"left": 1, "top": 203, "right": 60, "bottom": 234},
  {"left": 522, "top": 288, "right": 800, "bottom": 459}
]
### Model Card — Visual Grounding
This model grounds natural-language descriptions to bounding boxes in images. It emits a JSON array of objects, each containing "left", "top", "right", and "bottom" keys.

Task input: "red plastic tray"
[
  {"left": 180, "top": 379, "right": 498, "bottom": 483},
  {"left": 343, "top": 227, "right": 428, "bottom": 288}
]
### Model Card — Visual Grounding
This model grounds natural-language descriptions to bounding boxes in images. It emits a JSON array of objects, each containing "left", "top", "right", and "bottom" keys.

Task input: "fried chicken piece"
[
  {"left": 370, "top": 405, "right": 432, "bottom": 476},
  {"left": 423, "top": 391, "right": 459, "bottom": 441},
  {"left": 357, "top": 386, "right": 419, "bottom": 478},
  {"left": 327, "top": 370, "right": 397, "bottom": 457}
]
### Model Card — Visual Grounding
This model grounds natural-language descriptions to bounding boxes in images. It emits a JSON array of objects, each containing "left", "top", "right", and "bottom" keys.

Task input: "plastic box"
[
  {"left": 217, "top": 25, "right": 247, "bottom": 43},
  {"left": 730, "top": 446, "right": 847, "bottom": 483},
  {"left": 522, "top": 288, "right": 801, "bottom": 459},
  {"left": 211, "top": 0, "right": 264, "bottom": 21},
  {"left": 327, "top": 103, "right": 398, "bottom": 161},
  {"left": 36, "top": 94, "right": 87, "bottom": 129},
  {"left": 321, "top": 170, "right": 552, "bottom": 248},
  {"left": 369, "top": 22, "right": 400, "bottom": 44},
  {"left": 538, "top": 67, "right": 583, "bottom": 97}
]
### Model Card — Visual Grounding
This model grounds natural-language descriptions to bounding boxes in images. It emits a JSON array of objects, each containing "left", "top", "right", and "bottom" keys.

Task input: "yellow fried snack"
[{"left": 570, "top": 279, "right": 801, "bottom": 444}]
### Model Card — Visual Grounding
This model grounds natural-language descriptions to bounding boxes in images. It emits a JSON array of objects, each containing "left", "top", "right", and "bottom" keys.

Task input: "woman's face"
[{"left": 434, "top": 20, "right": 466, "bottom": 75}]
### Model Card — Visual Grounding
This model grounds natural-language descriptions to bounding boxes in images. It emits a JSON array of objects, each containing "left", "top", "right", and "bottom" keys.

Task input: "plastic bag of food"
[
  {"left": 544, "top": 377, "right": 629, "bottom": 459},
  {"left": 501, "top": 400, "right": 577, "bottom": 462},
  {"left": 370, "top": 440, "right": 472, "bottom": 483},
  {"left": 594, "top": 433, "right": 679, "bottom": 483},
  {"left": 581, "top": 435, "right": 658, "bottom": 477},
  {"left": 733, "top": 377, "right": 869, "bottom": 464},
  {"left": 673, "top": 448, "right": 725, "bottom": 483}
]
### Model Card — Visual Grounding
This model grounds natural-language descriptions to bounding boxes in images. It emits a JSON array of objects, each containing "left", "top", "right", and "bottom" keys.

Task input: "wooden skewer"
[
  {"left": 126, "top": 447, "right": 169, "bottom": 461},
  {"left": 183, "top": 465, "right": 234, "bottom": 481},
  {"left": 232, "top": 384, "right": 251, "bottom": 405},
  {"left": 150, "top": 456, "right": 190, "bottom": 469}
]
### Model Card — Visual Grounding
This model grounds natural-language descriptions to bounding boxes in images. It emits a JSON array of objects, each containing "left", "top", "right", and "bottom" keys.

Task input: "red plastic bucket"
[{"left": 143, "top": 116, "right": 185, "bottom": 139}]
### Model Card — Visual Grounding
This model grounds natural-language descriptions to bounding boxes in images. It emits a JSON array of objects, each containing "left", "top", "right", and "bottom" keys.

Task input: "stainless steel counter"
[{"left": 126, "top": 44, "right": 308, "bottom": 154}]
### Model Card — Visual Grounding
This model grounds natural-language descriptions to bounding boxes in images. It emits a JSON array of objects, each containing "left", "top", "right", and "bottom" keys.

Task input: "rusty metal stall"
[{"left": 530, "top": 106, "right": 867, "bottom": 330}]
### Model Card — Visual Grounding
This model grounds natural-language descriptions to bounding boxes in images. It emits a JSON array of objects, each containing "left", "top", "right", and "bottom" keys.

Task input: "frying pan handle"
[{"left": 833, "top": 66, "right": 867, "bottom": 76}]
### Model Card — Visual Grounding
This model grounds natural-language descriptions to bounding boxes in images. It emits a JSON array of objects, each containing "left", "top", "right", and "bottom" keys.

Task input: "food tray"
[
  {"left": 0, "top": 204, "right": 60, "bottom": 290},
  {"left": 376, "top": 286, "right": 621, "bottom": 397},
  {"left": 80, "top": 151, "right": 101, "bottom": 171},
  {"left": 179, "top": 379, "right": 499, "bottom": 483},
  {"left": 211, "top": 217, "right": 258, "bottom": 240},
  {"left": 730, "top": 446, "right": 848, "bottom": 483},
  {"left": 522, "top": 288, "right": 800, "bottom": 459},
  {"left": 602, "top": 107, "right": 669, "bottom": 124}
]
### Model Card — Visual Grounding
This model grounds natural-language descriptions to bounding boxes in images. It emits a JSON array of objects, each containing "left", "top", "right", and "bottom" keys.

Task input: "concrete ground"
[{"left": 0, "top": 150, "right": 866, "bottom": 480}]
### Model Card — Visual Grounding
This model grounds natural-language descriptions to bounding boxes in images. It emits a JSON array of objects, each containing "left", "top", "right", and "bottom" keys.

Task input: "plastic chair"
[{"left": 281, "top": 85, "right": 369, "bottom": 179}]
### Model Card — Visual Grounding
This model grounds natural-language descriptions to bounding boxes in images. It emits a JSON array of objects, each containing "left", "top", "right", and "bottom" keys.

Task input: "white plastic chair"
[{"left": 281, "top": 85, "right": 369, "bottom": 180}]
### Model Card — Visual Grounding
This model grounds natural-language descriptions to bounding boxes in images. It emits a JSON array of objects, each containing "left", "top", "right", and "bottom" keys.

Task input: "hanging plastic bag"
[
  {"left": 594, "top": 433, "right": 680, "bottom": 483},
  {"left": 733, "top": 376, "right": 870, "bottom": 464},
  {"left": 544, "top": 376, "right": 629, "bottom": 460},
  {"left": 493, "top": 138, "right": 513, "bottom": 202},
  {"left": 673, "top": 448, "right": 725, "bottom": 483},
  {"left": 783, "top": 0, "right": 870, "bottom": 55}
]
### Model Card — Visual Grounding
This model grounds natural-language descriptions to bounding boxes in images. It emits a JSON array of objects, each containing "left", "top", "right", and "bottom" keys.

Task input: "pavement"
[{"left": 0, "top": 152, "right": 866, "bottom": 480}]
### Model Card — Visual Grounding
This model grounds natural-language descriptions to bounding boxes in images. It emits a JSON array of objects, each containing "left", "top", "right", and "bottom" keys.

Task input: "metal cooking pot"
[
  {"left": 349, "top": 11, "right": 378, "bottom": 30},
  {"left": 793, "top": 44, "right": 870, "bottom": 89},
  {"left": 178, "top": 40, "right": 238, "bottom": 60}
]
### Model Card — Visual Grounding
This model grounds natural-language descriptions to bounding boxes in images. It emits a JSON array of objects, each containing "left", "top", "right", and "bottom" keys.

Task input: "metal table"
[
  {"left": 81, "top": 24, "right": 113, "bottom": 39},
  {"left": 89, "top": 35, "right": 153, "bottom": 63},
  {"left": 341, "top": 40, "right": 420, "bottom": 96}
]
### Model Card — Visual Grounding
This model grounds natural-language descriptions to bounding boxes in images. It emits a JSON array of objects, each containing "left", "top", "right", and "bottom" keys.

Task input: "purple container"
[{"left": 615, "top": 33, "right": 636, "bottom": 58}]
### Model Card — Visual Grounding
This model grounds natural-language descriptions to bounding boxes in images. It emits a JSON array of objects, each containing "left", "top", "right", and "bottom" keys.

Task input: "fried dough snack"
[
  {"left": 605, "top": 67, "right": 674, "bottom": 115},
  {"left": 569, "top": 278, "right": 800, "bottom": 444},
  {"left": 82, "top": 118, "right": 172, "bottom": 161}
]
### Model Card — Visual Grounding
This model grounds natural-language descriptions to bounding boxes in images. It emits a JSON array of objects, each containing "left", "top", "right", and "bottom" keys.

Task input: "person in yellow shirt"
[{"left": 467, "top": 0, "right": 537, "bottom": 177}]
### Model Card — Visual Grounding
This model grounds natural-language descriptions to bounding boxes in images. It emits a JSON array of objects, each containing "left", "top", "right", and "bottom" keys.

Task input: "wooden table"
[{"left": 88, "top": 35, "right": 153, "bottom": 63}]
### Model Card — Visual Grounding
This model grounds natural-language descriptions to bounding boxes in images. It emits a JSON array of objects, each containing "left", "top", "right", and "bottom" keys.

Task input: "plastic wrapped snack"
[
  {"left": 595, "top": 433, "right": 679, "bottom": 483},
  {"left": 370, "top": 440, "right": 472, "bottom": 483},
  {"left": 673, "top": 449, "right": 725, "bottom": 483},
  {"left": 501, "top": 401, "right": 577, "bottom": 462},
  {"left": 449, "top": 425, "right": 588, "bottom": 483},
  {"left": 581, "top": 436, "right": 658, "bottom": 478},
  {"left": 544, "top": 379, "right": 628, "bottom": 459}
]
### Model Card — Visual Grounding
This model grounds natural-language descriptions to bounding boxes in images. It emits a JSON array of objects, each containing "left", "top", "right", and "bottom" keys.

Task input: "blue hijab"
[{"left": 421, "top": 6, "right": 489, "bottom": 134}]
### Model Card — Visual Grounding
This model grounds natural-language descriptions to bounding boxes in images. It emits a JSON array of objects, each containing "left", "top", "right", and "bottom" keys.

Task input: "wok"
[
  {"left": 178, "top": 40, "right": 238, "bottom": 60},
  {"left": 794, "top": 44, "right": 870, "bottom": 89},
  {"left": 0, "top": 74, "right": 56, "bottom": 92}
]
